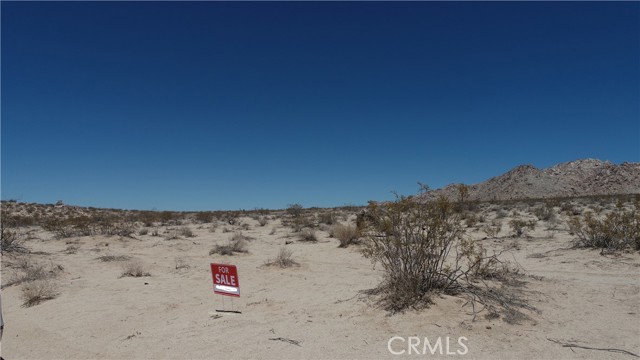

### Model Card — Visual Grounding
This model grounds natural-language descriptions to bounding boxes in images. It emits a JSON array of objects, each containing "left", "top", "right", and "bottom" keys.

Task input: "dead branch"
[
  {"left": 269, "top": 337, "right": 302, "bottom": 347},
  {"left": 547, "top": 338, "right": 639, "bottom": 358}
]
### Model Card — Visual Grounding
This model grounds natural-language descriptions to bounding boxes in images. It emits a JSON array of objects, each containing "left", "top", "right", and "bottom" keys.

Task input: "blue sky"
[{"left": 2, "top": 2, "right": 639, "bottom": 211}]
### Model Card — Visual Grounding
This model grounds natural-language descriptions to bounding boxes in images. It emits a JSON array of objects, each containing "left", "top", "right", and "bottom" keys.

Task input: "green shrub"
[{"left": 569, "top": 209, "right": 639, "bottom": 251}]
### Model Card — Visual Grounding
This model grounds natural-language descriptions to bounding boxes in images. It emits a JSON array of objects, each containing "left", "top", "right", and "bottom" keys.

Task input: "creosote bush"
[
  {"left": 361, "top": 195, "right": 464, "bottom": 311},
  {"left": 508, "top": 219, "right": 536, "bottom": 237},
  {"left": 361, "top": 192, "right": 527, "bottom": 317},
  {"left": 569, "top": 208, "right": 639, "bottom": 252}
]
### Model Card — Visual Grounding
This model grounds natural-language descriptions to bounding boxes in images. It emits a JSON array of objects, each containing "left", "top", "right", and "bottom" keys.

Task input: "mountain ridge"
[{"left": 421, "top": 159, "right": 640, "bottom": 201}]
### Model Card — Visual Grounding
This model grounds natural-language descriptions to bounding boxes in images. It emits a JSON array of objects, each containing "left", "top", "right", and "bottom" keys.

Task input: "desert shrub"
[
  {"left": 210, "top": 233, "right": 248, "bottom": 255},
  {"left": 196, "top": 212, "right": 214, "bottom": 223},
  {"left": 569, "top": 209, "right": 640, "bottom": 252},
  {"left": 179, "top": 226, "right": 195, "bottom": 238},
  {"left": 286, "top": 203, "right": 304, "bottom": 218},
  {"left": 5, "top": 259, "right": 63, "bottom": 289},
  {"left": 1, "top": 215, "right": 28, "bottom": 254},
  {"left": 332, "top": 223, "right": 360, "bottom": 247},
  {"left": 43, "top": 217, "right": 89, "bottom": 238},
  {"left": 509, "top": 219, "right": 536, "bottom": 237},
  {"left": 269, "top": 226, "right": 277, "bottom": 235},
  {"left": 495, "top": 209, "right": 508, "bottom": 219},
  {"left": 483, "top": 220, "right": 502, "bottom": 238},
  {"left": 121, "top": 260, "right": 150, "bottom": 277},
  {"left": 97, "top": 255, "right": 131, "bottom": 262},
  {"left": 138, "top": 228, "right": 149, "bottom": 236},
  {"left": 319, "top": 211, "right": 338, "bottom": 225},
  {"left": 463, "top": 213, "right": 478, "bottom": 228},
  {"left": 298, "top": 229, "right": 317, "bottom": 242},
  {"left": 361, "top": 193, "right": 526, "bottom": 316},
  {"left": 22, "top": 279, "right": 59, "bottom": 307},
  {"left": 361, "top": 196, "right": 464, "bottom": 311},
  {"left": 265, "top": 247, "right": 298, "bottom": 268},
  {"left": 257, "top": 217, "right": 268, "bottom": 227},
  {"left": 534, "top": 204, "right": 555, "bottom": 221}
]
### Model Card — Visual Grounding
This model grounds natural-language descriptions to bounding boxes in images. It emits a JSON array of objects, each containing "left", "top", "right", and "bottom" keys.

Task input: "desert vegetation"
[{"left": 1, "top": 192, "right": 639, "bottom": 358}]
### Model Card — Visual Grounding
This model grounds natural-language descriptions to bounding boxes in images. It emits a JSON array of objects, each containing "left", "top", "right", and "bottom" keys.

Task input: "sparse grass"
[
  {"left": 209, "top": 232, "right": 249, "bottom": 255},
  {"left": 97, "top": 255, "right": 132, "bottom": 262},
  {"left": 179, "top": 226, "right": 195, "bottom": 238},
  {"left": 265, "top": 247, "right": 298, "bottom": 268},
  {"left": 332, "top": 223, "right": 360, "bottom": 247},
  {"left": 21, "top": 279, "right": 59, "bottom": 307},
  {"left": 175, "top": 257, "right": 190, "bottom": 270},
  {"left": 298, "top": 229, "right": 317, "bottom": 242},
  {"left": 121, "top": 260, "right": 150, "bottom": 277}
]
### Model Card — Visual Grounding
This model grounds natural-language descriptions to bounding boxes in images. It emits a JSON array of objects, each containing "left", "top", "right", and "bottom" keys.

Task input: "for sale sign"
[{"left": 211, "top": 263, "right": 240, "bottom": 297}]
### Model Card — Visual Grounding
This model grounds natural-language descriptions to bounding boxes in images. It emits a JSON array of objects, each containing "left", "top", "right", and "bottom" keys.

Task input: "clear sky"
[{"left": 2, "top": 2, "right": 639, "bottom": 211}]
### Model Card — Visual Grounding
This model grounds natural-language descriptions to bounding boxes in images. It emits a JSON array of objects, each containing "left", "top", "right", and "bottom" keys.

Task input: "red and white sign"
[{"left": 211, "top": 263, "right": 240, "bottom": 297}]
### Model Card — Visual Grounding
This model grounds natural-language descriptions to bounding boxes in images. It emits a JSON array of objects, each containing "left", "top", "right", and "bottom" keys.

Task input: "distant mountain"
[{"left": 421, "top": 159, "right": 640, "bottom": 201}]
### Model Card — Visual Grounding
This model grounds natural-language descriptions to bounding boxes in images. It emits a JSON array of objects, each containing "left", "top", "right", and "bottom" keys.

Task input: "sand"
[{"left": 1, "top": 206, "right": 639, "bottom": 359}]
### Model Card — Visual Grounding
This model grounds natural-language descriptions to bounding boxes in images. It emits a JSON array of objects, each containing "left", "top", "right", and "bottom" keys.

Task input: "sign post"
[{"left": 211, "top": 263, "right": 241, "bottom": 314}]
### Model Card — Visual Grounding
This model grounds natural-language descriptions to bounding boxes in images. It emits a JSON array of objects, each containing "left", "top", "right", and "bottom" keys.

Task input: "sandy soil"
[{"left": 1, "top": 209, "right": 639, "bottom": 359}]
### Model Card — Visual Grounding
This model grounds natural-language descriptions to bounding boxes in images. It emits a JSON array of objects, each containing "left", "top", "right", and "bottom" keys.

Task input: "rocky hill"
[{"left": 421, "top": 159, "right": 640, "bottom": 201}]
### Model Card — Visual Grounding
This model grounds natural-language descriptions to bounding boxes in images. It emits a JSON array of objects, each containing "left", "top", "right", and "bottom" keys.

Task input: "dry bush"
[
  {"left": 257, "top": 217, "right": 268, "bottom": 227},
  {"left": 9, "top": 259, "right": 63, "bottom": 287},
  {"left": 121, "top": 260, "right": 150, "bottom": 277},
  {"left": 1, "top": 215, "right": 28, "bottom": 254},
  {"left": 138, "top": 228, "right": 149, "bottom": 236},
  {"left": 195, "top": 211, "right": 213, "bottom": 223},
  {"left": 97, "top": 255, "right": 131, "bottom": 262},
  {"left": 483, "top": 220, "right": 502, "bottom": 238},
  {"left": 534, "top": 204, "right": 556, "bottom": 221},
  {"left": 361, "top": 192, "right": 529, "bottom": 317},
  {"left": 319, "top": 211, "right": 338, "bottom": 225},
  {"left": 298, "top": 229, "right": 317, "bottom": 242},
  {"left": 210, "top": 233, "right": 248, "bottom": 255},
  {"left": 569, "top": 208, "right": 640, "bottom": 252},
  {"left": 332, "top": 223, "right": 360, "bottom": 247},
  {"left": 361, "top": 195, "right": 463, "bottom": 311},
  {"left": 179, "top": 226, "right": 195, "bottom": 238},
  {"left": 22, "top": 279, "right": 59, "bottom": 307},
  {"left": 509, "top": 219, "right": 536, "bottom": 237},
  {"left": 265, "top": 247, "right": 298, "bottom": 268}
]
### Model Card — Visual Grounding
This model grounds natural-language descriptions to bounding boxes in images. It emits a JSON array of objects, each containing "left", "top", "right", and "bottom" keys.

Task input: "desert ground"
[{"left": 1, "top": 197, "right": 639, "bottom": 359}]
